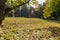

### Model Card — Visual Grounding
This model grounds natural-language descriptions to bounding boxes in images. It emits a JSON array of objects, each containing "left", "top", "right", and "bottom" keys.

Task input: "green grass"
[{"left": 1, "top": 17, "right": 60, "bottom": 40}]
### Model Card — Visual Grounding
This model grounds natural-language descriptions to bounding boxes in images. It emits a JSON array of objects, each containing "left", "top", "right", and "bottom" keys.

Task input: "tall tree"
[
  {"left": 21, "top": 5, "right": 29, "bottom": 17},
  {"left": 0, "top": 0, "right": 30, "bottom": 25},
  {"left": 43, "top": 0, "right": 60, "bottom": 19},
  {"left": 14, "top": 8, "right": 21, "bottom": 17}
]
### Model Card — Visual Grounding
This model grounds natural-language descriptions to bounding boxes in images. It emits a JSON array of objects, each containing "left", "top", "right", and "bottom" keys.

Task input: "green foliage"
[
  {"left": 7, "top": 0, "right": 29, "bottom": 7},
  {"left": 43, "top": 0, "right": 60, "bottom": 18},
  {"left": 30, "top": 0, "right": 40, "bottom": 11},
  {"left": 35, "top": 5, "right": 40, "bottom": 12}
]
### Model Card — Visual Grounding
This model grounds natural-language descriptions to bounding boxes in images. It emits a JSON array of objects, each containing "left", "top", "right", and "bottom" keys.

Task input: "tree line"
[
  {"left": 7, "top": 0, "right": 60, "bottom": 20},
  {"left": 7, "top": 2, "right": 46, "bottom": 18},
  {"left": 0, "top": 0, "right": 60, "bottom": 26}
]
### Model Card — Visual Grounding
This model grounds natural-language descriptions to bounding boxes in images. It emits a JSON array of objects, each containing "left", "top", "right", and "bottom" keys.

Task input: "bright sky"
[
  {"left": 30, "top": 0, "right": 46, "bottom": 8},
  {"left": 37, "top": 0, "right": 46, "bottom": 4}
]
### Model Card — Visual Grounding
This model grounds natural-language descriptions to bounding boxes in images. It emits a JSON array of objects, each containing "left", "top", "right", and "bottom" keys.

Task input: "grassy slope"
[
  {"left": 1, "top": 18, "right": 60, "bottom": 40},
  {"left": 3, "top": 18, "right": 60, "bottom": 29}
]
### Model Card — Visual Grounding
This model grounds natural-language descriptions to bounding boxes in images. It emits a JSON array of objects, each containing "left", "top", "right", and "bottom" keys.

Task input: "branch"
[{"left": 5, "top": 0, "right": 30, "bottom": 14}]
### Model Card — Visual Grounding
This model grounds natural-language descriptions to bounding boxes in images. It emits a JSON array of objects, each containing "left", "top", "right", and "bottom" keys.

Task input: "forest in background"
[{"left": 6, "top": 0, "right": 60, "bottom": 20}]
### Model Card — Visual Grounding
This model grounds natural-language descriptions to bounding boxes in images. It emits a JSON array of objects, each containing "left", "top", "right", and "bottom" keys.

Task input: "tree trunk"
[
  {"left": 0, "top": 0, "right": 6, "bottom": 25},
  {"left": 0, "top": 0, "right": 6, "bottom": 37},
  {"left": 0, "top": 0, "right": 30, "bottom": 38}
]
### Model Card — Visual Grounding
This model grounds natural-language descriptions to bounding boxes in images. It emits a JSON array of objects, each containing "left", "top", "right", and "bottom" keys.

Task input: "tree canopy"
[
  {"left": 0, "top": 0, "right": 30, "bottom": 25},
  {"left": 5, "top": 0, "right": 30, "bottom": 13},
  {"left": 43, "top": 0, "right": 60, "bottom": 19}
]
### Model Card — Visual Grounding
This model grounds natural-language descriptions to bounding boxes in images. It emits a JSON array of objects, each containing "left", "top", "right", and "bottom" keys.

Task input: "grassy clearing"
[
  {"left": 1, "top": 17, "right": 60, "bottom": 40},
  {"left": 3, "top": 18, "right": 60, "bottom": 29}
]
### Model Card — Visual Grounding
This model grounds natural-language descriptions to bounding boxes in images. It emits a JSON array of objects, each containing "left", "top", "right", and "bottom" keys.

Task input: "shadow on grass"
[
  {"left": 41, "top": 18, "right": 60, "bottom": 24},
  {"left": 46, "top": 20, "right": 60, "bottom": 23},
  {"left": 48, "top": 27, "right": 60, "bottom": 37}
]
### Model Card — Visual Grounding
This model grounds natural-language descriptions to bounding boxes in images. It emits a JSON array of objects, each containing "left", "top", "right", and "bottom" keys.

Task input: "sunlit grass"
[
  {"left": 1, "top": 17, "right": 60, "bottom": 40},
  {"left": 4, "top": 17, "right": 60, "bottom": 29}
]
